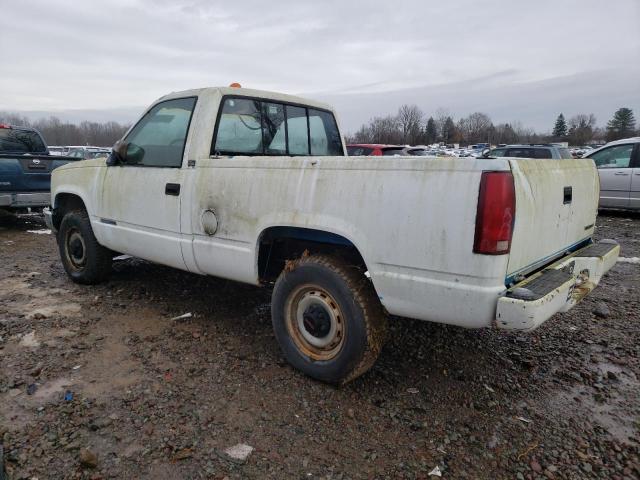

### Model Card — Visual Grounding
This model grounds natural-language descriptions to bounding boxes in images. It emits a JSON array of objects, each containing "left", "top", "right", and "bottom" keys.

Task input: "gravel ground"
[{"left": 0, "top": 211, "right": 638, "bottom": 479}]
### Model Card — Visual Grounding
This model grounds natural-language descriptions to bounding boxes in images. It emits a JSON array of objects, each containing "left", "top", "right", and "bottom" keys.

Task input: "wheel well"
[
  {"left": 258, "top": 226, "right": 368, "bottom": 283},
  {"left": 52, "top": 193, "right": 86, "bottom": 229}
]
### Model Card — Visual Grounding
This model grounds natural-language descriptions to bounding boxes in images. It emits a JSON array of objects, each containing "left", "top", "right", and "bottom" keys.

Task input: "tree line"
[
  {"left": 0, "top": 112, "right": 130, "bottom": 147},
  {"left": 2, "top": 105, "right": 636, "bottom": 149},
  {"left": 349, "top": 106, "right": 637, "bottom": 147}
]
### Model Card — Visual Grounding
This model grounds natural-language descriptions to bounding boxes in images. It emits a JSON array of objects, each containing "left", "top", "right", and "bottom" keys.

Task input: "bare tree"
[
  {"left": 368, "top": 115, "right": 402, "bottom": 145},
  {"left": 493, "top": 123, "right": 520, "bottom": 144},
  {"left": 458, "top": 112, "right": 493, "bottom": 144},
  {"left": 568, "top": 113, "right": 596, "bottom": 146},
  {"left": 397, "top": 104, "right": 423, "bottom": 145}
]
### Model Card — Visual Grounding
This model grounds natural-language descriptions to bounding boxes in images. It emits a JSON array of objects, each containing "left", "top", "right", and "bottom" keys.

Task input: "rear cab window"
[
  {"left": 0, "top": 128, "right": 47, "bottom": 154},
  {"left": 505, "top": 148, "right": 534, "bottom": 158},
  {"left": 533, "top": 149, "right": 552, "bottom": 159},
  {"left": 213, "top": 96, "right": 344, "bottom": 156}
]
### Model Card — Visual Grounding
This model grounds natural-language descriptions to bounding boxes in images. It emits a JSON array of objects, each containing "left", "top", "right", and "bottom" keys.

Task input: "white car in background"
[
  {"left": 67, "top": 146, "right": 111, "bottom": 159},
  {"left": 584, "top": 137, "right": 640, "bottom": 210},
  {"left": 48, "top": 146, "right": 68, "bottom": 156}
]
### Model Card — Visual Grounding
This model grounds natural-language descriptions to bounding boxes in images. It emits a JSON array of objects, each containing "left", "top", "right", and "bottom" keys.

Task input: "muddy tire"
[
  {"left": 58, "top": 209, "right": 111, "bottom": 284},
  {"left": 271, "top": 254, "right": 388, "bottom": 385}
]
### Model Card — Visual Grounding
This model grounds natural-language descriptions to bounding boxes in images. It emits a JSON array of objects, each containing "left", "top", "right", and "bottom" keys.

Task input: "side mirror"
[
  {"left": 106, "top": 141, "right": 145, "bottom": 166},
  {"left": 107, "top": 141, "right": 127, "bottom": 166},
  {"left": 481, "top": 148, "right": 492, "bottom": 158}
]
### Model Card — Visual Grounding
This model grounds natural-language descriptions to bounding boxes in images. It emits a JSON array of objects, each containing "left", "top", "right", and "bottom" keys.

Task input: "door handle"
[
  {"left": 165, "top": 183, "right": 181, "bottom": 196},
  {"left": 614, "top": 172, "right": 629, "bottom": 176}
]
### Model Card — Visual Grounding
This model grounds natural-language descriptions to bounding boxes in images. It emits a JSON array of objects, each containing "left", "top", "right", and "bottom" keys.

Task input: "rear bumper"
[
  {"left": 0, "top": 191, "right": 50, "bottom": 208},
  {"left": 496, "top": 240, "right": 619, "bottom": 331}
]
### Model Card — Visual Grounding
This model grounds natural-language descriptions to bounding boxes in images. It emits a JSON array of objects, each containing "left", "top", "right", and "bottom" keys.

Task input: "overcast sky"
[{"left": 1, "top": 0, "right": 639, "bottom": 132}]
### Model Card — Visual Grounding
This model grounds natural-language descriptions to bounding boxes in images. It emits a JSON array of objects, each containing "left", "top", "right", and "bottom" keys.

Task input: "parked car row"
[
  {"left": 49, "top": 145, "right": 111, "bottom": 159},
  {"left": 347, "top": 143, "right": 487, "bottom": 157},
  {"left": 347, "top": 141, "right": 640, "bottom": 211}
]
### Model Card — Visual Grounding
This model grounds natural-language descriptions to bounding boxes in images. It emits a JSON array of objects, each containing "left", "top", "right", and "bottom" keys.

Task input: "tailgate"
[
  {"left": 0, "top": 155, "right": 77, "bottom": 192},
  {"left": 507, "top": 158, "right": 598, "bottom": 282}
]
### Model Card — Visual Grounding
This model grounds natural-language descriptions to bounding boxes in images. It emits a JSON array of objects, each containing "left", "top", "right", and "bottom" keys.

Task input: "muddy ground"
[{"left": 0, "top": 211, "right": 638, "bottom": 480}]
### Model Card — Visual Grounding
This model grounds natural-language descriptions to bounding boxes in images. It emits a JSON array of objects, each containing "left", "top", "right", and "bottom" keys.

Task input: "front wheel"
[
  {"left": 58, "top": 209, "right": 112, "bottom": 284},
  {"left": 271, "top": 254, "right": 388, "bottom": 384}
]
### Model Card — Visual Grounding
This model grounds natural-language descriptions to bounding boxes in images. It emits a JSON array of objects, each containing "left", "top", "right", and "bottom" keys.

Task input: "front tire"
[
  {"left": 271, "top": 254, "right": 388, "bottom": 384},
  {"left": 58, "top": 209, "right": 112, "bottom": 284}
]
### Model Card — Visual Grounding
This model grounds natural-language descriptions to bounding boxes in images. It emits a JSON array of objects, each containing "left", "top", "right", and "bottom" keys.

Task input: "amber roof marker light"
[{"left": 229, "top": 82, "right": 242, "bottom": 88}]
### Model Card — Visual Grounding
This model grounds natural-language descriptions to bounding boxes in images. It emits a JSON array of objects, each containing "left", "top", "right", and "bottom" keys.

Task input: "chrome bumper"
[
  {"left": 0, "top": 192, "right": 51, "bottom": 208},
  {"left": 496, "top": 240, "right": 620, "bottom": 331}
]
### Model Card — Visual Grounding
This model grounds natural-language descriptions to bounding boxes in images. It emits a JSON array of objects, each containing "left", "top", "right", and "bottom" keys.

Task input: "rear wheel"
[
  {"left": 271, "top": 254, "right": 387, "bottom": 384},
  {"left": 58, "top": 209, "right": 111, "bottom": 284}
]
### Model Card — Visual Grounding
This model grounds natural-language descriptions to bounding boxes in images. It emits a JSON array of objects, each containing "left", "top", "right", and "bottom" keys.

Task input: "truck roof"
[
  {"left": 603, "top": 136, "right": 640, "bottom": 146},
  {"left": 157, "top": 86, "right": 334, "bottom": 113}
]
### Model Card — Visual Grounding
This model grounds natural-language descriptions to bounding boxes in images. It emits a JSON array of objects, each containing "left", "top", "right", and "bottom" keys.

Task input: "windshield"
[
  {"left": 347, "top": 146, "right": 374, "bottom": 156},
  {"left": 407, "top": 149, "right": 430, "bottom": 156},
  {"left": 381, "top": 148, "right": 406, "bottom": 156},
  {"left": 0, "top": 128, "right": 47, "bottom": 154}
]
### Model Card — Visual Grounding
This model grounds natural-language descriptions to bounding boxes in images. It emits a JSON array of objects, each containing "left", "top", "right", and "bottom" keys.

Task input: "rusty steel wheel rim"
[
  {"left": 285, "top": 285, "right": 345, "bottom": 361},
  {"left": 64, "top": 227, "right": 87, "bottom": 270}
]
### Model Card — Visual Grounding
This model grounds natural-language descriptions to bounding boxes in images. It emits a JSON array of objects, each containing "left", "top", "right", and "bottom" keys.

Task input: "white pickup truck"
[{"left": 45, "top": 86, "right": 619, "bottom": 384}]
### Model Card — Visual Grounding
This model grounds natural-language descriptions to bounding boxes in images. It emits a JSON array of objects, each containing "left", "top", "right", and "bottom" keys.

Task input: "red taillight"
[
  {"left": 473, "top": 171, "right": 515, "bottom": 255},
  {"left": 0, "top": 124, "right": 11, "bottom": 129}
]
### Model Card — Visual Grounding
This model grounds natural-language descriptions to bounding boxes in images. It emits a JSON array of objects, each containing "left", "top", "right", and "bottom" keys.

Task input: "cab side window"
[
  {"left": 309, "top": 109, "right": 343, "bottom": 155},
  {"left": 262, "top": 102, "right": 287, "bottom": 155},
  {"left": 214, "top": 98, "right": 263, "bottom": 155},
  {"left": 286, "top": 106, "right": 310, "bottom": 155},
  {"left": 589, "top": 144, "right": 633, "bottom": 168},
  {"left": 125, "top": 97, "right": 197, "bottom": 167},
  {"left": 213, "top": 97, "right": 343, "bottom": 156}
]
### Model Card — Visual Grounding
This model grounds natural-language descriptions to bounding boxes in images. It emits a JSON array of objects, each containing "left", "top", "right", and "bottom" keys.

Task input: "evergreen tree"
[
  {"left": 442, "top": 117, "right": 457, "bottom": 144},
  {"left": 552, "top": 113, "right": 567, "bottom": 137},
  {"left": 424, "top": 117, "right": 437, "bottom": 144},
  {"left": 606, "top": 108, "right": 636, "bottom": 141}
]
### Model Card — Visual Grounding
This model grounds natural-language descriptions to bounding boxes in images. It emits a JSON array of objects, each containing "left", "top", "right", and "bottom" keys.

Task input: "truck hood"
[{"left": 55, "top": 157, "right": 108, "bottom": 171}]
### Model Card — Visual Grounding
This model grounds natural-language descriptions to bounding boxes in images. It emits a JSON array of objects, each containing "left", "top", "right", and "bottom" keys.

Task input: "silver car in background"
[{"left": 585, "top": 137, "right": 640, "bottom": 210}]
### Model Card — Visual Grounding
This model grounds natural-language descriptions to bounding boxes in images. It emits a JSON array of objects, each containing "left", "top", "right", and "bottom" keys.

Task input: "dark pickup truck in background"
[{"left": 0, "top": 124, "right": 78, "bottom": 210}]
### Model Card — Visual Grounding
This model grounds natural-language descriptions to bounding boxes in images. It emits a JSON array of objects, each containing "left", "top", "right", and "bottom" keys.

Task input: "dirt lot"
[{"left": 0, "top": 212, "right": 638, "bottom": 480}]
